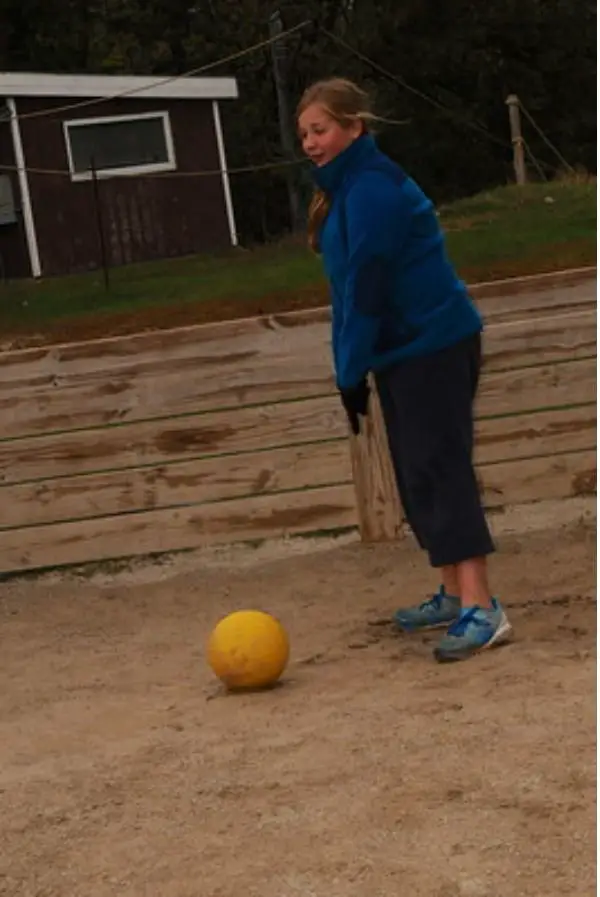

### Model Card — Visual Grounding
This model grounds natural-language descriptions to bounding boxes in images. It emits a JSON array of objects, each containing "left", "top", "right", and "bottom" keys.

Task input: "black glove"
[{"left": 339, "top": 378, "right": 370, "bottom": 435}]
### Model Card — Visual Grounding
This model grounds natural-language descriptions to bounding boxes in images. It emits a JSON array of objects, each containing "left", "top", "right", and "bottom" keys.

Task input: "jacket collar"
[{"left": 311, "top": 132, "right": 378, "bottom": 195}]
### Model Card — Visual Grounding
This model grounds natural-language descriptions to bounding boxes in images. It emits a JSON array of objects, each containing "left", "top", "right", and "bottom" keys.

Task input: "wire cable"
[
  {"left": 322, "top": 27, "right": 514, "bottom": 152},
  {"left": 0, "top": 157, "right": 308, "bottom": 179},
  {"left": 519, "top": 101, "right": 574, "bottom": 173},
  {"left": 13, "top": 19, "right": 312, "bottom": 122},
  {"left": 523, "top": 138, "right": 548, "bottom": 182},
  {"left": 323, "top": 27, "right": 560, "bottom": 176}
]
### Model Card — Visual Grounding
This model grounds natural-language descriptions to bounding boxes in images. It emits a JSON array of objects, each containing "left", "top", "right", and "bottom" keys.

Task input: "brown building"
[{"left": 0, "top": 72, "right": 239, "bottom": 279}]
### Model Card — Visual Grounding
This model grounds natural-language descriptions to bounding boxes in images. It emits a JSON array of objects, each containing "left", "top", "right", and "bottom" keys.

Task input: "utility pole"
[
  {"left": 268, "top": 10, "right": 304, "bottom": 231},
  {"left": 505, "top": 94, "right": 527, "bottom": 186}
]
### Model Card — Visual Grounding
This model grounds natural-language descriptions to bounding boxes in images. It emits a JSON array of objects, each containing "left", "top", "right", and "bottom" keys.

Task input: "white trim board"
[
  {"left": 63, "top": 109, "right": 177, "bottom": 181},
  {"left": 0, "top": 72, "right": 238, "bottom": 100},
  {"left": 6, "top": 97, "right": 41, "bottom": 278},
  {"left": 212, "top": 100, "right": 238, "bottom": 247}
]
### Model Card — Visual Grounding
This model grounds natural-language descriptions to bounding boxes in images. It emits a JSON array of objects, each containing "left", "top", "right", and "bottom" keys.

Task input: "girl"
[{"left": 296, "top": 77, "right": 512, "bottom": 662}]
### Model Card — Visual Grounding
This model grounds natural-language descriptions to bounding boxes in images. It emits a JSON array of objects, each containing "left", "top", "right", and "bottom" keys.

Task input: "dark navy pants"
[{"left": 375, "top": 332, "right": 495, "bottom": 568}]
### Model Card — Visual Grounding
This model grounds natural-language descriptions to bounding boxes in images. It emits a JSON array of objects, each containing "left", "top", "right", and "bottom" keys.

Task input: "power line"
[{"left": 13, "top": 20, "right": 312, "bottom": 122}]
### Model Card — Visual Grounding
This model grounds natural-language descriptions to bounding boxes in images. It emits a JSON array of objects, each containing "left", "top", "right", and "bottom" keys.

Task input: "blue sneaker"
[
  {"left": 393, "top": 586, "right": 461, "bottom": 632},
  {"left": 434, "top": 598, "right": 512, "bottom": 662}
]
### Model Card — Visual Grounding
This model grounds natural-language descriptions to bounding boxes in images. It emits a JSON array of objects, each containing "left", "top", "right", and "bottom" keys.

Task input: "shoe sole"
[
  {"left": 394, "top": 619, "right": 458, "bottom": 633},
  {"left": 434, "top": 615, "right": 513, "bottom": 663}
]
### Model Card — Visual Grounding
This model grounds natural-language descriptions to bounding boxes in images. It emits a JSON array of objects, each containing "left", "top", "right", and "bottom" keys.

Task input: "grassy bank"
[{"left": 0, "top": 178, "right": 595, "bottom": 347}]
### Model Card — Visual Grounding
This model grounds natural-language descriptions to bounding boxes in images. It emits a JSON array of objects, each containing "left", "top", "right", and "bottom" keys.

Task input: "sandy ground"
[{"left": 0, "top": 499, "right": 596, "bottom": 897}]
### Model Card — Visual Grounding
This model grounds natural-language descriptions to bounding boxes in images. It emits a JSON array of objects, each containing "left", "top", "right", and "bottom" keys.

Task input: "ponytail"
[{"left": 307, "top": 188, "right": 330, "bottom": 253}]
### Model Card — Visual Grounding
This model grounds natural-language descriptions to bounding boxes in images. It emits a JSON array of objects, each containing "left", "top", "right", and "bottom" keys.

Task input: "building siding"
[
  {"left": 0, "top": 117, "right": 30, "bottom": 278},
  {"left": 14, "top": 95, "right": 232, "bottom": 276}
]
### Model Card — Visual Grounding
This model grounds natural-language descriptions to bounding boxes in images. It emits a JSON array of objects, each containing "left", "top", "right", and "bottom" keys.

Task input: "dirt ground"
[{"left": 0, "top": 499, "right": 596, "bottom": 897}]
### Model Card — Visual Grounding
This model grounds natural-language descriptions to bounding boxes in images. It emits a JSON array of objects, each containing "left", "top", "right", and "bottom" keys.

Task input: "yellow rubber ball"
[{"left": 207, "top": 609, "right": 290, "bottom": 691}]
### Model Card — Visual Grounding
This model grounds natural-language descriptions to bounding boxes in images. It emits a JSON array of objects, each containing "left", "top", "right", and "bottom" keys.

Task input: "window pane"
[{"left": 68, "top": 117, "right": 170, "bottom": 173}]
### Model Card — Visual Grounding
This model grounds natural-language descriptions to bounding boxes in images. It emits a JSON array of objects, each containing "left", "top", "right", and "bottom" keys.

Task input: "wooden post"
[
  {"left": 505, "top": 95, "right": 527, "bottom": 186},
  {"left": 268, "top": 10, "right": 303, "bottom": 231},
  {"left": 347, "top": 374, "right": 405, "bottom": 542}
]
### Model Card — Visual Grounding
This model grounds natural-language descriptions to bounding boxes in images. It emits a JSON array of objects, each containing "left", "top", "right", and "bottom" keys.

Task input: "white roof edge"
[{"left": 0, "top": 72, "right": 239, "bottom": 100}]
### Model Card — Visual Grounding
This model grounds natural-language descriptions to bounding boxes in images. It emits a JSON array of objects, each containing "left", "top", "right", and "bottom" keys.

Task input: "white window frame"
[{"left": 63, "top": 109, "right": 177, "bottom": 182}]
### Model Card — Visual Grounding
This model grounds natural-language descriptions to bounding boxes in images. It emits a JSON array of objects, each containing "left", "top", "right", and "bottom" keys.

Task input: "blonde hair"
[{"left": 297, "top": 78, "right": 375, "bottom": 252}]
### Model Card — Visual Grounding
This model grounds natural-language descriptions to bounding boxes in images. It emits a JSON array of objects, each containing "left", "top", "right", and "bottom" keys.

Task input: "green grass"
[
  {"left": 0, "top": 240, "right": 321, "bottom": 328},
  {"left": 439, "top": 179, "right": 596, "bottom": 273},
  {"left": 0, "top": 178, "right": 595, "bottom": 344}
]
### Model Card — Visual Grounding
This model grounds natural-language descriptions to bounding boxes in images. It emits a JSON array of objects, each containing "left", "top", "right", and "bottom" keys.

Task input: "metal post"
[{"left": 90, "top": 156, "right": 110, "bottom": 291}]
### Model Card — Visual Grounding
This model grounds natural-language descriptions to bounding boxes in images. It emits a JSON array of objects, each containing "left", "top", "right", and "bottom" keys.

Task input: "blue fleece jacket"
[{"left": 312, "top": 133, "right": 483, "bottom": 390}]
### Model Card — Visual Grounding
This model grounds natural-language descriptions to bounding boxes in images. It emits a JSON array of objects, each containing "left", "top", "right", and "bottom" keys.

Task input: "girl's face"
[{"left": 298, "top": 103, "right": 363, "bottom": 167}]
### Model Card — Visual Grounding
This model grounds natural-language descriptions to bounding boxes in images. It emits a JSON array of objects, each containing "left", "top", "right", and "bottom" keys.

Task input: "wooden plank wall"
[{"left": 0, "top": 279, "right": 596, "bottom": 574}]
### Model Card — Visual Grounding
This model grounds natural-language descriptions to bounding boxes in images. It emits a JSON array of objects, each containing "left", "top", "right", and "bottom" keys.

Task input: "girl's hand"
[{"left": 339, "top": 378, "right": 370, "bottom": 435}]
